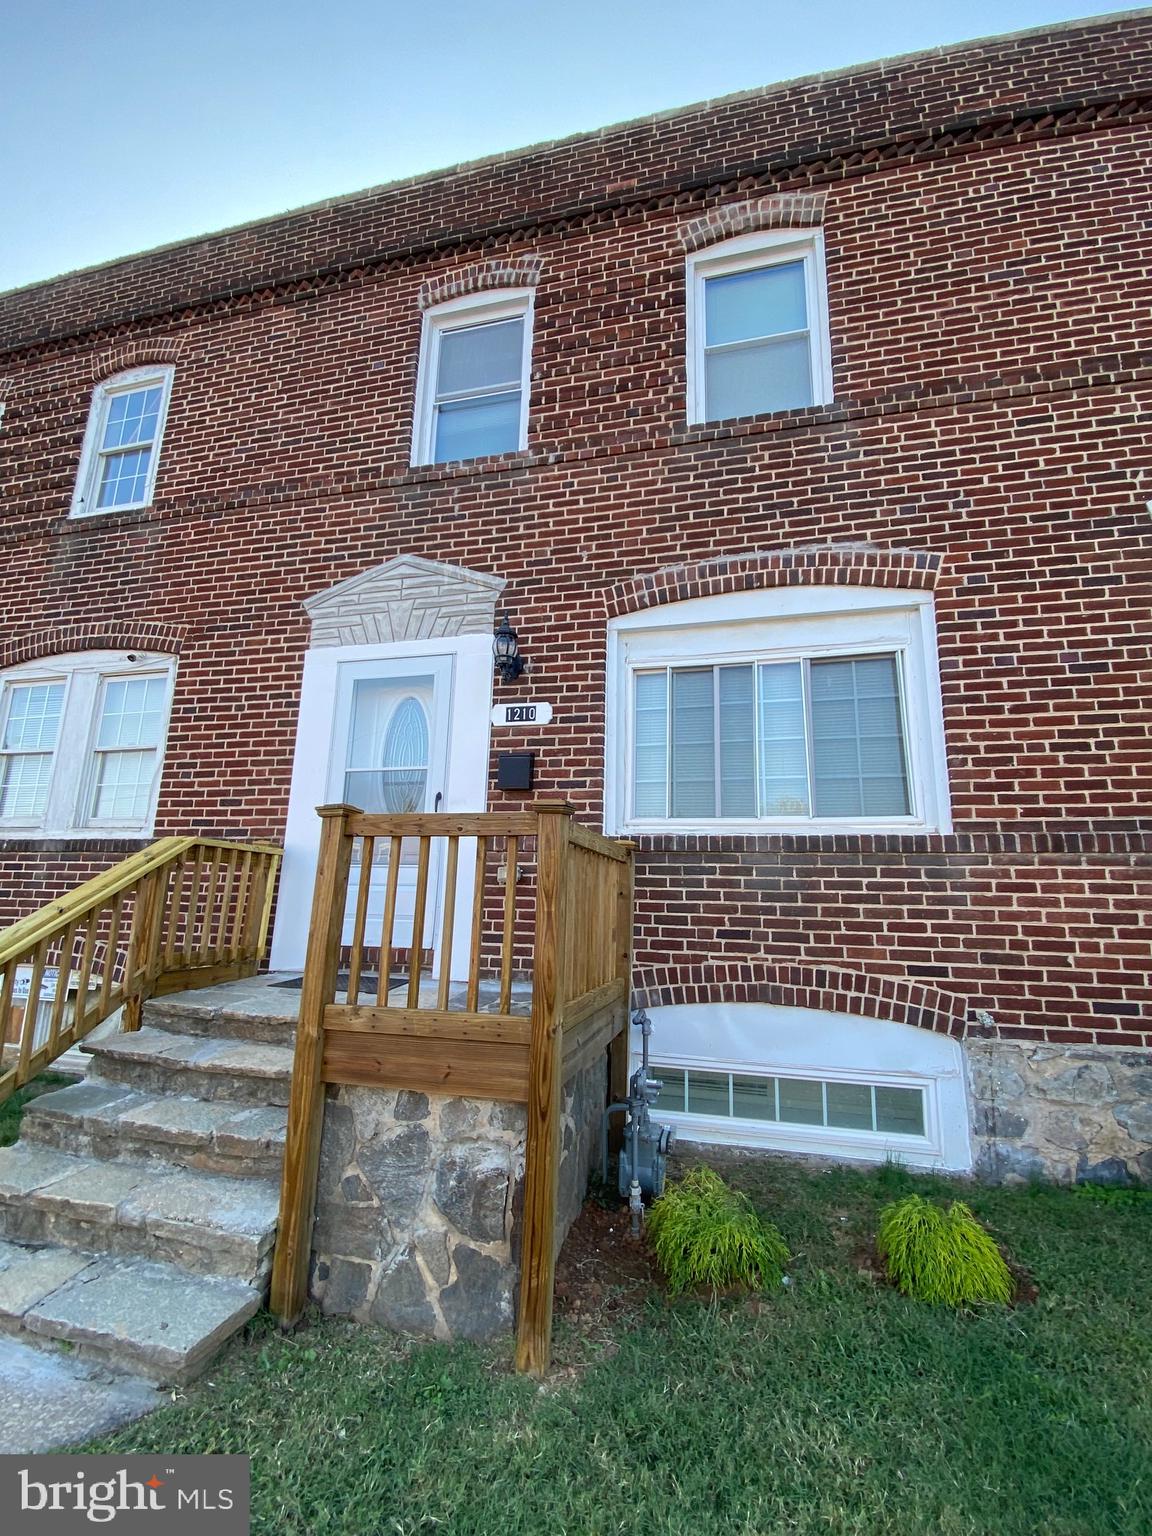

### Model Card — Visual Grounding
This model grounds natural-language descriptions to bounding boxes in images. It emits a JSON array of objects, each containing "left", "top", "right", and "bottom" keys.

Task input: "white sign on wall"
[{"left": 491, "top": 701, "right": 553, "bottom": 727}]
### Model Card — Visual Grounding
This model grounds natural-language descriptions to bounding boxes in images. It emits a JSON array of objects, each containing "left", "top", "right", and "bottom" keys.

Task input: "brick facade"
[{"left": 0, "top": 17, "right": 1150, "bottom": 1166}]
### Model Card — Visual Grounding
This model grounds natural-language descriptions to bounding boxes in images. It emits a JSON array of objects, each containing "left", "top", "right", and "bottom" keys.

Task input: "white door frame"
[{"left": 270, "top": 633, "right": 494, "bottom": 972}]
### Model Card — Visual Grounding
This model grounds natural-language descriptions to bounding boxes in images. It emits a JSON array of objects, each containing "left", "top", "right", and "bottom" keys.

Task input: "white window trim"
[
  {"left": 685, "top": 229, "right": 833, "bottom": 426},
  {"left": 605, "top": 585, "right": 952, "bottom": 836},
  {"left": 70, "top": 365, "right": 175, "bottom": 519},
  {"left": 0, "top": 650, "right": 177, "bottom": 838},
  {"left": 411, "top": 288, "right": 534, "bottom": 467}
]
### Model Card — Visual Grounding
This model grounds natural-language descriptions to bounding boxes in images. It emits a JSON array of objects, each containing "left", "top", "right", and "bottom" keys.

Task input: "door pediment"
[{"left": 305, "top": 556, "right": 506, "bottom": 647}]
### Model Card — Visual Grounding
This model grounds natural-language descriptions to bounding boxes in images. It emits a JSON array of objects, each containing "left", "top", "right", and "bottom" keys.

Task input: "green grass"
[
  {"left": 89, "top": 1158, "right": 1152, "bottom": 1536},
  {"left": 0, "top": 1073, "right": 71, "bottom": 1146}
]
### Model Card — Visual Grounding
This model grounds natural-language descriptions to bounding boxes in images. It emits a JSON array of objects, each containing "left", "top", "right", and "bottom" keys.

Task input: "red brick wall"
[{"left": 0, "top": 17, "right": 1149, "bottom": 1047}]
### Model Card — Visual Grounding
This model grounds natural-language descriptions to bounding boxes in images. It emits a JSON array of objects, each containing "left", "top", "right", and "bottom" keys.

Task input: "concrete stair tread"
[
  {"left": 0, "top": 1145, "right": 279, "bottom": 1236},
  {"left": 24, "top": 1080, "right": 288, "bottom": 1163},
  {"left": 0, "top": 1333, "right": 159, "bottom": 1453},
  {"left": 145, "top": 973, "right": 300, "bottom": 1045},
  {"left": 83, "top": 1027, "right": 294, "bottom": 1080},
  {"left": 0, "top": 1240, "right": 262, "bottom": 1386}
]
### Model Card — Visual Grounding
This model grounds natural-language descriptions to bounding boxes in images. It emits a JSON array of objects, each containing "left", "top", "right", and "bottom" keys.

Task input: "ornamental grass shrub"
[
  {"left": 648, "top": 1165, "right": 790, "bottom": 1296},
  {"left": 878, "top": 1193, "right": 1014, "bottom": 1306}
]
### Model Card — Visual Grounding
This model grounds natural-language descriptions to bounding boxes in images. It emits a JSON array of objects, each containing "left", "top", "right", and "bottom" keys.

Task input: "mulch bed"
[{"left": 553, "top": 1200, "right": 663, "bottom": 1325}]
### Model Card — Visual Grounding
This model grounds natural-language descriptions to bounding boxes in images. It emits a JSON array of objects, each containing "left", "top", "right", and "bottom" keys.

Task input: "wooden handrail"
[{"left": 0, "top": 835, "right": 283, "bottom": 1106}]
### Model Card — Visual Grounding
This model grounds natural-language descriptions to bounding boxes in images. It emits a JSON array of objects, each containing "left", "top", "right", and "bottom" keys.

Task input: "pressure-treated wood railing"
[
  {"left": 0, "top": 836, "right": 283, "bottom": 1106},
  {"left": 271, "top": 801, "right": 634, "bottom": 1374}
]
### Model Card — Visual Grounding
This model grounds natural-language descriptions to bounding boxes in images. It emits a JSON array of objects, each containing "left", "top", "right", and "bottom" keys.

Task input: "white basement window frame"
[
  {"left": 605, "top": 586, "right": 951, "bottom": 836},
  {"left": 412, "top": 288, "right": 535, "bottom": 466},
  {"left": 686, "top": 229, "right": 833, "bottom": 425},
  {"left": 0, "top": 651, "right": 177, "bottom": 838},
  {"left": 70, "top": 366, "right": 175, "bottom": 518}
]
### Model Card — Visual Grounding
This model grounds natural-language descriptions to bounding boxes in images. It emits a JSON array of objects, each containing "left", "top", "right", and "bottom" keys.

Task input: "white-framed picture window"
[
  {"left": 412, "top": 289, "right": 534, "bottom": 466},
  {"left": 606, "top": 586, "right": 951, "bottom": 836},
  {"left": 70, "top": 365, "right": 175, "bottom": 518},
  {"left": 0, "top": 651, "right": 177, "bottom": 837},
  {"left": 686, "top": 230, "right": 833, "bottom": 424}
]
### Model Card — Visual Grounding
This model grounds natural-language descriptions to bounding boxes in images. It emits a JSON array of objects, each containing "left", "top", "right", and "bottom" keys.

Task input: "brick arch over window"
[
  {"left": 632, "top": 961, "right": 969, "bottom": 1038},
  {"left": 417, "top": 254, "right": 545, "bottom": 311},
  {"left": 88, "top": 336, "right": 184, "bottom": 384},
  {"left": 605, "top": 544, "right": 943, "bottom": 619},
  {"left": 0, "top": 623, "right": 186, "bottom": 671},
  {"left": 679, "top": 191, "right": 828, "bottom": 252}
]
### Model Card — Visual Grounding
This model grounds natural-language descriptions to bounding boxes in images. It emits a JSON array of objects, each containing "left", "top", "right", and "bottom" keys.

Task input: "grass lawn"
[{"left": 89, "top": 1158, "right": 1152, "bottom": 1535}]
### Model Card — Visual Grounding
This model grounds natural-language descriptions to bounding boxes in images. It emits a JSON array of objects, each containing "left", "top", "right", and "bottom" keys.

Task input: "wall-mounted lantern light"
[{"left": 493, "top": 613, "right": 526, "bottom": 684}]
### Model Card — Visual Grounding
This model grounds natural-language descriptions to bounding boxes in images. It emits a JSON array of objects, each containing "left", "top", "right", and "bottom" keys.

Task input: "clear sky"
[{"left": 0, "top": 1, "right": 1125, "bottom": 293}]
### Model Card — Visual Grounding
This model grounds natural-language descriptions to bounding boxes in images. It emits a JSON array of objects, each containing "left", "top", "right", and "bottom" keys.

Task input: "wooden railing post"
[
  {"left": 122, "top": 868, "right": 165, "bottom": 1033},
  {"left": 607, "top": 843, "right": 636, "bottom": 1149},
  {"left": 515, "top": 800, "right": 573, "bottom": 1375},
  {"left": 271, "top": 805, "right": 357, "bottom": 1327}
]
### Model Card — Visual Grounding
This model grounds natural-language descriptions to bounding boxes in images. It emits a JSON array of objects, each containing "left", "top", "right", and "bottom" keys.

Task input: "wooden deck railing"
[
  {"left": 0, "top": 836, "right": 282, "bottom": 1106},
  {"left": 271, "top": 801, "right": 634, "bottom": 1374}
]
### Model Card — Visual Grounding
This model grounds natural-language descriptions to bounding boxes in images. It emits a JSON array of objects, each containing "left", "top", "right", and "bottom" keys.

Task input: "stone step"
[
  {"left": 144, "top": 973, "right": 299, "bottom": 1047},
  {"left": 22, "top": 1080, "right": 287, "bottom": 1180},
  {"left": 0, "top": 1145, "right": 279, "bottom": 1283},
  {"left": 0, "top": 1332, "right": 160, "bottom": 1453},
  {"left": 83, "top": 1027, "right": 294, "bottom": 1107},
  {"left": 0, "top": 1239, "right": 262, "bottom": 1388}
]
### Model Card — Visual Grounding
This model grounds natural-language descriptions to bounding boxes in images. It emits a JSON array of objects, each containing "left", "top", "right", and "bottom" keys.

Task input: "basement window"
[
  {"left": 686, "top": 230, "right": 832, "bottom": 424},
  {"left": 71, "top": 366, "right": 174, "bottom": 517},
  {"left": 654, "top": 1065, "right": 926, "bottom": 1137},
  {"left": 412, "top": 290, "right": 534, "bottom": 466},
  {"left": 0, "top": 651, "right": 176, "bottom": 837}
]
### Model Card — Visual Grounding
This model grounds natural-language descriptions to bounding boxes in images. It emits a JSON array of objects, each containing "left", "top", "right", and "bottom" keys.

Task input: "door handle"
[{"left": 434, "top": 792, "right": 443, "bottom": 813}]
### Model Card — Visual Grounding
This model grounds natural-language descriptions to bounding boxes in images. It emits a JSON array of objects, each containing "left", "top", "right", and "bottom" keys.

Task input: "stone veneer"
[
  {"left": 966, "top": 1040, "right": 1152, "bottom": 1185},
  {"left": 309, "top": 1055, "right": 606, "bottom": 1339}
]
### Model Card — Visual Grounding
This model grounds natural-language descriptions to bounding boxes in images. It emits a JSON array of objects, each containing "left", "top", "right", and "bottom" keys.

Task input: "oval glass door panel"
[{"left": 344, "top": 683, "right": 431, "bottom": 813}]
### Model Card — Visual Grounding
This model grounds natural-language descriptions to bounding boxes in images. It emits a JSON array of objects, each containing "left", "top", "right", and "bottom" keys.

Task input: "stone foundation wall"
[
  {"left": 310, "top": 1053, "right": 607, "bottom": 1339},
  {"left": 966, "top": 1040, "right": 1152, "bottom": 1185}
]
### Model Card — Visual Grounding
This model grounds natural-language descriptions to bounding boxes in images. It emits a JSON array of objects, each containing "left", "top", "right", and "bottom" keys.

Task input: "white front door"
[
  {"left": 270, "top": 634, "right": 493, "bottom": 974},
  {"left": 329, "top": 657, "right": 452, "bottom": 954}
]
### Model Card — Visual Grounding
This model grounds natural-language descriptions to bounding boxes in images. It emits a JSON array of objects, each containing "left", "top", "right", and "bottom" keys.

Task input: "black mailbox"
[{"left": 497, "top": 752, "right": 535, "bottom": 792}]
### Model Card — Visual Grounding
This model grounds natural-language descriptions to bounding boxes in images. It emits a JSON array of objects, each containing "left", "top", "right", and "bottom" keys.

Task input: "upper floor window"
[
  {"left": 607, "top": 587, "right": 950, "bottom": 835},
  {"left": 413, "top": 291, "right": 533, "bottom": 466},
  {"left": 0, "top": 651, "right": 176, "bottom": 837},
  {"left": 71, "top": 366, "right": 174, "bottom": 517},
  {"left": 686, "top": 231, "right": 832, "bottom": 425}
]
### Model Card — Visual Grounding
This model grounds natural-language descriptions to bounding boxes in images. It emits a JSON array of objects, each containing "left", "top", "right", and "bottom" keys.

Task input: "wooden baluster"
[
  {"left": 228, "top": 851, "right": 253, "bottom": 963},
  {"left": 271, "top": 804, "right": 355, "bottom": 1327},
  {"left": 515, "top": 801, "right": 573, "bottom": 1375},
  {"left": 17, "top": 938, "right": 51, "bottom": 1087},
  {"left": 181, "top": 853, "right": 204, "bottom": 967},
  {"left": 0, "top": 964, "right": 16, "bottom": 1103},
  {"left": 212, "top": 850, "right": 239, "bottom": 959},
  {"left": 197, "top": 851, "right": 222, "bottom": 964},
  {"left": 437, "top": 836, "right": 460, "bottom": 1011},
  {"left": 347, "top": 836, "right": 374, "bottom": 1004},
  {"left": 252, "top": 850, "right": 281, "bottom": 967},
  {"left": 70, "top": 917, "right": 100, "bottom": 1044},
  {"left": 123, "top": 868, "right": 165, "bottom": 1033},
  {"left": 99, "top": 891, "right": 125, "bottom": 1015},
  {"left": 45, "top": 921, "right": 78, "bottom": 1059},
  {"left": 499, "top": 835, "right": 518, "bottom": 1014},
  {"left": 407, "top": 836, "right": 432, "bottom": 1009},
  {"left": 239, "top": 851, "right": 272, "bottom": 967},
  {"left": 163, "top": 856, "right": 189, "bottom": 972},
  {"left": 466, "top": 835, "right": 487, "bottom": 1012},
  {"left": 375, "top": 836, "right": 402, "bottom": 1005}
]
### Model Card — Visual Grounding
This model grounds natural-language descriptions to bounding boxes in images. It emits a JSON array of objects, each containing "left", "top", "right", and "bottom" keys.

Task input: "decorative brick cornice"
[
  {"left": 0, "top": 622, "right": 186, "bottom": 670},
  {"left": 418, "top": 255, "right": 544, "bottom": 311},
  {"left": 679, "top": 192, "right": 828, "bottom": 251},
  {"left": 631, "top": 960, "right": 969, "bottom": 1037},
  {"left": 606, "top": 544, "right": 942, "bottom": 617},
  {"left": 88, "top": 336, "right": 184, "bottom": 383}
]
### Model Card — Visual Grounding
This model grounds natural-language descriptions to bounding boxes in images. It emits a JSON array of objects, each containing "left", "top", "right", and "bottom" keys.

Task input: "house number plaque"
[{"left": 491, "top": 702, "right": 553, "bottom": 726}]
